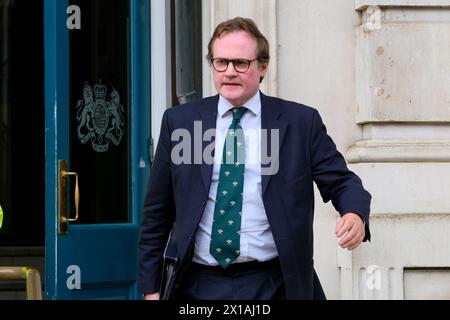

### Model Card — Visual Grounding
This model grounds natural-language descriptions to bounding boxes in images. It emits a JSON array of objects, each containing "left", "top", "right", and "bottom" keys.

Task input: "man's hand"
[
  {"left": 144, "top": 292, "right": 160, "bottom": 300},
  {"left": 335, "top": 213, "right": 365, "bottom": 250}
]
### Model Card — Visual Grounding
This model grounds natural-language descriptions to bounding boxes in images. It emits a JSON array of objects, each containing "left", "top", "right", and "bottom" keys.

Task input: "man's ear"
[
  {"left": 260, "top": 62, "right": 269, "bottom": 73},
  {"left": 259, "top": 62, "right": 269, "bottom": 83}
]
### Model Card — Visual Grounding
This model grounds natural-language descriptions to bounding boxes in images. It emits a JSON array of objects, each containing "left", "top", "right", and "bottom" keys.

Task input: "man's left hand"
[{"left": 335, "top": 213, "right": 365, "bottom": 250}]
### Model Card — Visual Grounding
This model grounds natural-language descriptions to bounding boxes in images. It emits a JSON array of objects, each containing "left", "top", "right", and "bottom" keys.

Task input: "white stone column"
[{"left": 348, "top": 0, "right": 450, "bottom": 299}]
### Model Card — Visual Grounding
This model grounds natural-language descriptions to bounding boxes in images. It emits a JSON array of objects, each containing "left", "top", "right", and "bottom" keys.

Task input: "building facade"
[{"left": 0, "top": 0, "right": 449, "bottom": 299}]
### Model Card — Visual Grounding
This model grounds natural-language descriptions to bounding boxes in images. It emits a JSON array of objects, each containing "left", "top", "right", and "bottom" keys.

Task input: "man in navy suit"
[{"left": 139, "top": 17, "right": 371, "bottom": 300}]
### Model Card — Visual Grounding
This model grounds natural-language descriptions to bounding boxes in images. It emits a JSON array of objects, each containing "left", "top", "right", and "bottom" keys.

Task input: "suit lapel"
[
  {"left": 261, "top": 92, "right": 287, "bottom": 195},
  {"left": 198, "top": 95, "right": 219, "bottom": 194}
]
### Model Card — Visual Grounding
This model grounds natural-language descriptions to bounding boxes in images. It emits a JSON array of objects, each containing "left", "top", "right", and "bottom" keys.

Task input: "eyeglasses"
[{"left": 211, "top": 58, "right": 258, "bottom": 73}]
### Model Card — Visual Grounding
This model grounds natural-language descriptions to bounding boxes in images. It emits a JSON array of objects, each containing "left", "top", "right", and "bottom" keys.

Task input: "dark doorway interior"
[{"left": 0, "top": 0, "right": 44, "bottom": 246}]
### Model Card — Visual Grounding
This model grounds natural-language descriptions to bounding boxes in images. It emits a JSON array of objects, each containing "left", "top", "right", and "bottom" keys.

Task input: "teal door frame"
[{"left": 44, "top": 0, "right": 151, "bottom": 299}]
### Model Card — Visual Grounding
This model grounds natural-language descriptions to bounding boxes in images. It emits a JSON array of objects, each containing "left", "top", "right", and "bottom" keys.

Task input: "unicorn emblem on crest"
[{"left": 76, "top": 79, "right": 125, "bottom": 152}]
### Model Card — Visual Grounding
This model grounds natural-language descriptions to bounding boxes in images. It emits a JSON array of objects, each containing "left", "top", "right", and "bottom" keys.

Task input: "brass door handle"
[
  {"left": 0, "top": 204, "right": 3, "bottom": 229},
  {"left": 61, "top": 170, "right": 79, "bottom": 223},
  {"left": 59, "top": 160, "right": 80, "bottom": 234}
]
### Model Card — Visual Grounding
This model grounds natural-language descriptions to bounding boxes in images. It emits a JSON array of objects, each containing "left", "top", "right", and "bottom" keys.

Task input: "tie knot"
[{"left": 231, "top": 107, "right": 248, "bottom": 122}]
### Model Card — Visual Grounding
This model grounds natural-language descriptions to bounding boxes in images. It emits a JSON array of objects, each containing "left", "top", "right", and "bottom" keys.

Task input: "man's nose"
[{"left": 224, "top": 61, "right": 237, "bottom": 76}]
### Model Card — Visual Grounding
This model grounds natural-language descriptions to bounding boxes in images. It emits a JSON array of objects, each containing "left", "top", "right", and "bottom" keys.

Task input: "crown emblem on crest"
[
  {"left": 94, "top": 80, "right": 107, "bottom": 101},
  {"left": 76, "top": 79, "right": 125, "bottom": 153}
]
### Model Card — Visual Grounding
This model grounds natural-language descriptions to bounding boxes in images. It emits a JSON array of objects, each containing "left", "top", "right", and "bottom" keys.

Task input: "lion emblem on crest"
[{"left": 76, "top": 79, "right": 125, "bottom": 152}]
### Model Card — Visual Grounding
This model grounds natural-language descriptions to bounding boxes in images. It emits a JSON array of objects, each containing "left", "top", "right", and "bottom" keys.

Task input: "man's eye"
[
  {"left": 234, "top": 60, "right": 247, "bottom": 67},
  {"left": 216, "top": 59, "right": 228, "bottom": 65}
]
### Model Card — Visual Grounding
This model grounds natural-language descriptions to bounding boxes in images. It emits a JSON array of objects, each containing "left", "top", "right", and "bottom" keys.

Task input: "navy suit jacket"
[{"left": 139, "top": 92, "right": 371, "bottom": 299}]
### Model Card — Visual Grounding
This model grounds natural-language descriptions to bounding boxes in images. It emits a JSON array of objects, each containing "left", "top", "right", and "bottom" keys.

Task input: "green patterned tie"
[{"left": 210, "top": 107, "right": 248, "bottom": 268}]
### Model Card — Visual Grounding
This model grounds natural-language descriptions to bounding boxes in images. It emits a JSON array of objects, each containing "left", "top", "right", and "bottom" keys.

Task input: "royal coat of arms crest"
[{"left": 76, "top": 79, "right": 125, "bottom": 152}]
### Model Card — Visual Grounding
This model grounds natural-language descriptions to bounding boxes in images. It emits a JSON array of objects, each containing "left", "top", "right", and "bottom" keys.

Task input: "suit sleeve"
[
  {"left": 310, "top": 109, "right": 372, "bottom": 241},
  {"left": 138, "top": 109, "right": 176, "bottom": 294}
]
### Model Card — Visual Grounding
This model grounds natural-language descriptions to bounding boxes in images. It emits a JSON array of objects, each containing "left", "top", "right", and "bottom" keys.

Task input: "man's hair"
[{"left": 207, "top": 17, "right": 270, "bottom": 68}]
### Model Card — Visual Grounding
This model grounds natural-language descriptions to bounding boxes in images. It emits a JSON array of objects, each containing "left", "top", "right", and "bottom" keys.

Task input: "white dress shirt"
[{"left": 193, "top": 92, "right": 279, "bottom": 265}]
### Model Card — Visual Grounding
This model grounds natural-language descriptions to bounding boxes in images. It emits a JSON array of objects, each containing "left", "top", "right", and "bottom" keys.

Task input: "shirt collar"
[{"left": 218, "top": 91, "right": 261, "bottom": 118}]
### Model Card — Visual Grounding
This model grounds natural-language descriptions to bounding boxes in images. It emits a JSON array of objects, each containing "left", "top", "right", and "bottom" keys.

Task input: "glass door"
[{"left": 44, "top": 0, "right": 150, "bottom": 299}]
